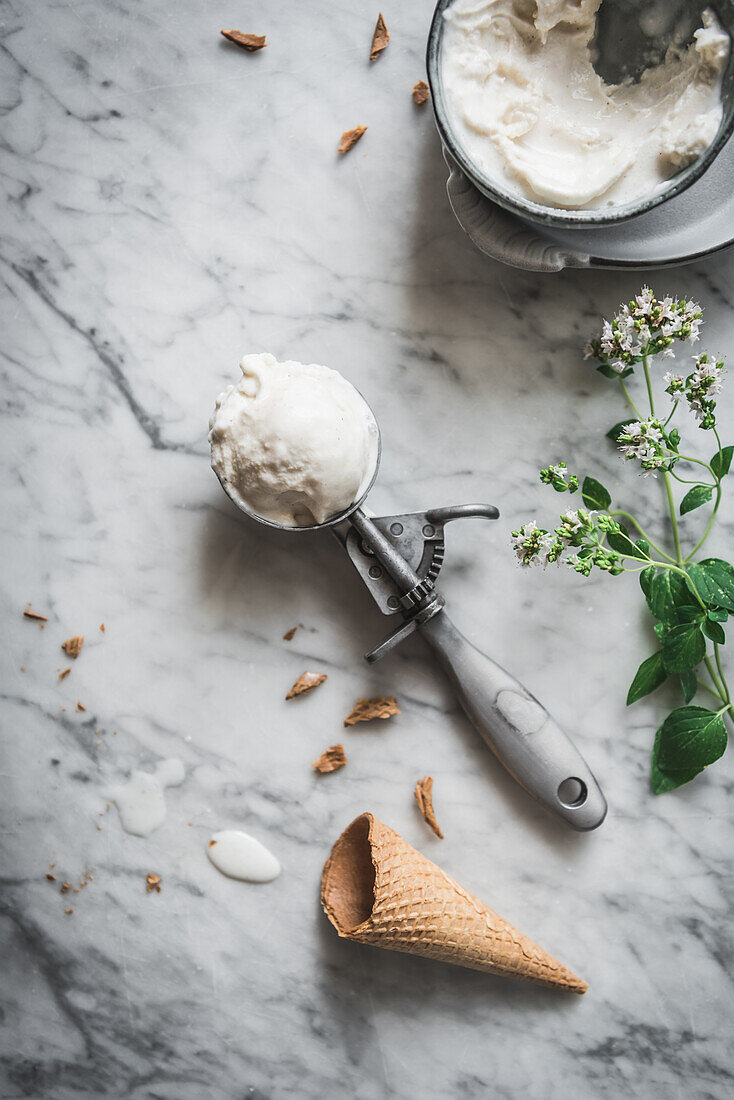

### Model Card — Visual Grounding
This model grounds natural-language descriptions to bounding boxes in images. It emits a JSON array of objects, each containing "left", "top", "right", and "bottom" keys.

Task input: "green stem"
[
  {"left": 714, "top": 642, "right": 731, "bottom": 704},
  {"left": 669, "top": 469, "right": 715, "bottom": 487},
  {"left": 684, "top": 482, "right": 722, "bottom": 563},
  {"left": 618, "top": 377, "right": 643, "bottom": 419},
  {"left": 610, "top": 510, "right": 675, "bottom": 562},
  {"left": 663, "top": 464, "right": 684, "bottom": 565},
  {"left": 697, "top": 678, "right": 725, "bottom": 704},
  {"left": 642, "top": 356, "right": 656, "bottom": 415},
  {"left": 642, "top": 355, "right": 684, "bottom": 565},
  {"left": 676, "top": 454, "right": 716, "bottom": 474},
  {"left": 704, "top": 656, "right": 726, "bottom": 701}
]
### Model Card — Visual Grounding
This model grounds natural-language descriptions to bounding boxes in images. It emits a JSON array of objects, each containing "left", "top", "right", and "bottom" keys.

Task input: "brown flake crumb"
[
  {"left": 414, "top": 775, "right": 444, "bottom": 838},
  {"left": 370, "top": 12, "right": 389, "bottom": 60},
  {"left": 412, "top": 80, "right": 430, "bottom": 105},
  {"left": 64, "top": 908, "right": 73, "bottom": 915},
  {"left": 344, "top": 695, "right": 400, "bottom": 727},
  {"left": 61, "top": 635, "right": 84, "bottom": 659},
  {"left": 208, "top": 840, "right": 217, "bottom": 848},
  {"left": 24, "top": 609, "right": 48, "bottom": 622},
  {"left": 221, "top": 29, "right": 266, "bottom": 51},
  {"left": 338, "top": 126, "right": 367, "bottom": 155},
  {"left": 282, "top": 626, "right": 298, "bottom": 641},
  {"left": 286, "top": 671, "right": 327, "bottom": 699},
  {"left": 76, "top": 702, "right": 86, "bottom": 712},
  {"left": 46, "top": 872, "right": 57, "bottom": 882},
  {"left": 60, "top": 882, "right": 71, "bottom": 894},
  {"left": 100, "top": 623, "right": 105, "bottom": 633},
  {"left": 146, "top": 873, "right": 162, "bottom": 894},
  {"left": 313, "top": 744, "right": 347, "bottom": 774},
  {"left": 20, "top": 666, "right": 26, "bottom": 672},
  {"left": 58, "top": 668, "right": 71, "bottom": 681}
]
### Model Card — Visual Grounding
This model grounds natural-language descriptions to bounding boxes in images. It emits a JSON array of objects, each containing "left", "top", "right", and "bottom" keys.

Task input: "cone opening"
[{"left": 322, "top": 813, "right": 376, "bottom": 933}]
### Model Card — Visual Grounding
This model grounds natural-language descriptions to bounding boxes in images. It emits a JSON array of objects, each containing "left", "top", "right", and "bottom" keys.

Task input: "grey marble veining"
[{"left": 2, "top": 1, "right": 734, "bottom": 1097}]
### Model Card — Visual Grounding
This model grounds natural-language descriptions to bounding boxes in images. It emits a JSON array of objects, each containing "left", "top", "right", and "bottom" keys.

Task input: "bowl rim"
[{"left": 426, "top": 0, "right": 734, "bottom": 230}]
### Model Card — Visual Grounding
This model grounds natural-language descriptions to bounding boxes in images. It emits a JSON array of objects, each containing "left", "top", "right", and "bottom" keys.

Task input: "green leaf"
[
  {"left": 581, "top": 476, "right": 612, "bottom": 511},
  {"left": 675, "top": 605, "right": 704, "bottom": 623},
  {"left": 651, "top": 728, "right": 704, "bottom": 794},
  {"left": 687, "top": 559, "right": 734, "bottom": 612},
  {"left": 661, "top": 622, "right": 706, "bottom": 673},
  {"left": 710, "top": 445, "right": 733, "bottom": 479},
  {"left": 668, "top": 429, "right": 680, "bottom": 451},
  {"left": 597, "top": 363, "right": 632, "bottom": 380},
  {"left": 679, "top": 669, "right": 697, "bottom": 703},
  {"left": 703, "top": 618, "right": 726, "bottom": 645},
  {"left": 640, "top": 566, "right": 656, "bottom": 603},
  {"left": 627, "top": 651, "right": 668, "bottom": 705},
  {"left": 636, "top": 538, "right": 650, "bottom": 557},
  {"left": 654, "top": 621, "right": 669, "bottom": 642},
  {"left": 680, "top": 485, "right": 714, "bottom": 515},
  {"left": 606, "top": 530, "right": 649, "bottom": 560},
  {"left": 708, "top": 608, "right": 729, "bottom": 622},
  {"left": 606, "top": 420, "right": 630, "bottom": 441},
  {"left": 649, "top": 570, "right": 696, "bottom": 624},
  {"left": 655, "top": 705, "right": 728, "bottom": 771}
]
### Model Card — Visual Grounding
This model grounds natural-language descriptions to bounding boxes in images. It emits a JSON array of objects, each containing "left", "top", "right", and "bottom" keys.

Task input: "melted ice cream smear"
[
  {"left": 206, "top": 830, "right": 281, "bottom": 883},
  {"left": 441, "top": 0, "right": 730, "bottom": 211},
  {"left": 109, "top": 758, "right": 185, "bottom": 837}
]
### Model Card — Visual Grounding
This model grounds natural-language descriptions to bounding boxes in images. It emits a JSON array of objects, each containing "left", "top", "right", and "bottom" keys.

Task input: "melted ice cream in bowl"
[
  {"left": 427, "top": 0, "right": 734, "bottom": 227},
  {"left": 209, "top": 353, "right": 381, "bottom": 530}
]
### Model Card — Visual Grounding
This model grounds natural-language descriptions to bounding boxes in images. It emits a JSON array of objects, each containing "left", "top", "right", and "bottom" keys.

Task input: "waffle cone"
[{"left": 321, "top": 813, "right": 587, "bottom": 993}]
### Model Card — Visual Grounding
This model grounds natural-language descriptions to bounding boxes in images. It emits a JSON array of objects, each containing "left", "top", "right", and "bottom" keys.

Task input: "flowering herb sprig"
[{"left": 514, "top": 288, "right": 733, "bottom": 795}]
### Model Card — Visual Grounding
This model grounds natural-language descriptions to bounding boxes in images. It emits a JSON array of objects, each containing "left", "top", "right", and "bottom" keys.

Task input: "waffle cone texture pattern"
[{"left": 321, "top": 813, "right": 587, "bottom": 994}]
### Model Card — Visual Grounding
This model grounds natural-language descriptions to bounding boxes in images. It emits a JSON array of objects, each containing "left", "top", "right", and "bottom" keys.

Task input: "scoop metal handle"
[
  {"left": 419, "top": 612, "right": 607, "bottom": 831},
  {"left": 349, "top": 508, "right": 606, "bottom": 831}
]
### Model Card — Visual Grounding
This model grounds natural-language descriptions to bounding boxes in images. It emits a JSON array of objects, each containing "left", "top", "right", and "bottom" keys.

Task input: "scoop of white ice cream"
[{"left": 209, "top": 353, "right": 379, "bottom": 527}]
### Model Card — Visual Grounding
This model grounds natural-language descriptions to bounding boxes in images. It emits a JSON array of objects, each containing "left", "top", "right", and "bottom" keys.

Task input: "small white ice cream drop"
[
  {"left": 206, "top": 830, "right": 281, "bottom": 883},
  {"left": 209, "top": 353, "right": 379, "bottom": 527}
]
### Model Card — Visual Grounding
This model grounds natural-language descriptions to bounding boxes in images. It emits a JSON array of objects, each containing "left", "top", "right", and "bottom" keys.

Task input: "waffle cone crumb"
[
  {"left": 412, "top": 80, "right": 430, "bottom": 105},
  {"left": 286, "top": 671, "right": 327, "bottom": 700},
  {"left": 414, "top": 776, "right": 443, "bottom": 838},
  {"left": 344, "top": 696, "right": 400, "bottom": 727},
  {"left": 24, "top": 609, "right": 48, "bottom": 622},
  {"left": 338, "top": 126, "right": 367, "bottom": 154},
  {"left": 370, "top": 13, "right": 389, "bottom": 60},
  {"left": 146, "top": 874, "right": 162, "bottom": 894},
  {"left": 314, "top": 744, "right": 347, "bottom": 774},
  {"left": 221, "top": 30, "right": 266, "bottom": 51},
  {"left": 61, "top": 636, "right": 84, "bottom": 659}
]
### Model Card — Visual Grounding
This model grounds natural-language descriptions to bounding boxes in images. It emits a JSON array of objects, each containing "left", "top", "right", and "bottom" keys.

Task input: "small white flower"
[{"left": 617, "top": 418, "right": 666, "bottom": 474}]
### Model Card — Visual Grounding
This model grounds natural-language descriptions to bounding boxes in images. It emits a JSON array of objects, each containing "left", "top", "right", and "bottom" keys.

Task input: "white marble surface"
[{"left": 2, "top": 1, "right": 734, "bottom": 1097}]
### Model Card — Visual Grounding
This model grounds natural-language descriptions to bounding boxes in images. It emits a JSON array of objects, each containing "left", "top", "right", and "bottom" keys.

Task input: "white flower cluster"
[
  {"left": 510, "top": 522, "right": 559, "bottom": 568},
  {"left": 511, "top": 509, "right": 598, "bottom": 569},
  {"left": 617, "top": 418, "right": 667, "bottom": 475},
  {"left": 664, "top": 353, "right": 725, "bottom": 429},
  {"left": 585, "top": 288, "right": 703, "bottom": 372},
  {"left": 688, "top": 354, "right": 725, "bottom": 427}
]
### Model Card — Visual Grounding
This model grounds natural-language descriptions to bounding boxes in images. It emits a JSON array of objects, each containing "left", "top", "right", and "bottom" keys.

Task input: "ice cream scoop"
[
  {"left": 209, "top": 353, "right": 380, "bottom": 528},
  {"left": 210, "top": 366, "right": 607, "bottom": 831}
]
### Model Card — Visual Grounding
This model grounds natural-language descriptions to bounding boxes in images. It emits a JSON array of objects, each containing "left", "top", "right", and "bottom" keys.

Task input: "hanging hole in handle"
[{"left": 557, "top": 777, "right": 588, "bottom": 808}]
